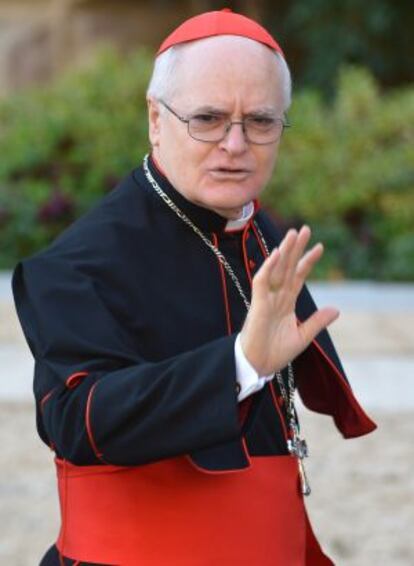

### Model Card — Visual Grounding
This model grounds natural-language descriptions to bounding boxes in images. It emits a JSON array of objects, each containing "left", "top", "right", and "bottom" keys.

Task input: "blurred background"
[{"left": 0, "top": 1, "right": 413, "bottom": 564}]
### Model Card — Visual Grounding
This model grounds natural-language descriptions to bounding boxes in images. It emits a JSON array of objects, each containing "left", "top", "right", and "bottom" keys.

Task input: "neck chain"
[{"left": 143, "top": 153, "right": 311, "bottom": 496}]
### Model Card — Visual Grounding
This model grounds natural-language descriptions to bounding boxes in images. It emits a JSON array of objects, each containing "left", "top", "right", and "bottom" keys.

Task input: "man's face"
[{"left": 148, "top": 36, "right": 286, "bottom": 219}]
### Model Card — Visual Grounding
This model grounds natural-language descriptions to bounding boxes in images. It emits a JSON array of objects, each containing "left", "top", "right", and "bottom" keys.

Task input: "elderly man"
[{"left": 13, "top": 9, "right": 376, "bottom": 566}]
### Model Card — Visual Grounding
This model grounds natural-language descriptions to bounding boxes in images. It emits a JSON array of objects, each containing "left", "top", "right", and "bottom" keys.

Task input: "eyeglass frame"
[{"left": 157, "top": 99, "right": 290, "bottom": 145}]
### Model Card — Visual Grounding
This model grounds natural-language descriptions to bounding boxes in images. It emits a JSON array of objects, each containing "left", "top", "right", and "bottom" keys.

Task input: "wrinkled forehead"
[{"left": 171, "top": 35, "right": 284, "bottom": 107}]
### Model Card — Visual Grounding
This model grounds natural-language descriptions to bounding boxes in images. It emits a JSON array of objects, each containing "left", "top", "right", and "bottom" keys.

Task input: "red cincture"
[{"left": 55, "top": 456, "right": 333, "bottom": 565}]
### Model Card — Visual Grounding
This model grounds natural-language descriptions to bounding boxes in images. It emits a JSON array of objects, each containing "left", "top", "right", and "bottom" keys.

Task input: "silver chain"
[
  {"left": 142, "top": 153, "right": 299, "bottom": 443},
  {"left": 143, "top": 155, "right": 251, "bottom": 310}
]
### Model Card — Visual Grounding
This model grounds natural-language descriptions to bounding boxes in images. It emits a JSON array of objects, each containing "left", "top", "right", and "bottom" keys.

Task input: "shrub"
[
  {"left": 0, "top": 47, "right": 152, "bottom": 267},
  {"left": 0, "top": 50, "right": 413, "bottom": 280},
  {"left": 264, "top": 66, "right": 414, "bottom": 280}
]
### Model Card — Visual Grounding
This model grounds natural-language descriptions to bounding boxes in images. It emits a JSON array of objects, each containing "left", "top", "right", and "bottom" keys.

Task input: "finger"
[
  {"left": 268, "top": 229, "right": 298, "bottom": 288},
  {"left": 253, "top": 247, "right": 280, "bottom": 291},
  {"left": 298, "top": 307, "right": 340, "bottom": 347},
  {"left": 292, "top": 242, "right": 324, "bottom": 292},
  {"left": 269, "top": 226, "right": 312, "bottom": 289},
  {"left": 284, "top": 225, "right": 312, "bottom": 281}
]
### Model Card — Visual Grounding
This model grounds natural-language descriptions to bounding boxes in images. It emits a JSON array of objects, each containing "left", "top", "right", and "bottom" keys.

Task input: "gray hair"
[{"left": 147, "top": 39, "right": 292, "bottom": 112}]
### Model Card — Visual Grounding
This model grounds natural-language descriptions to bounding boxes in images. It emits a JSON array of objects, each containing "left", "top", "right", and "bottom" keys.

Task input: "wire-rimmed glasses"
[{"left": 158, "top": 99, "right": 290, "bottom": 145}]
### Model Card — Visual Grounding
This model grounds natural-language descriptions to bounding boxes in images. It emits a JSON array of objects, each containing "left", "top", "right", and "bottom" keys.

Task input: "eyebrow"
[
  {"left": 190, "top": 105, "right": 278, "bottom": 117},
  {"left": 247, "top": 108, "right": 278, "bottom": 117},
  {"left": 190, "top": 105, "right": 228, "bottom": 115}
]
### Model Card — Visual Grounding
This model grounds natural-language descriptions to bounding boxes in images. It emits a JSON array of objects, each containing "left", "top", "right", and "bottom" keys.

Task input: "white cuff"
[{"left": 234, "top": 334, "right": 273, "bottom": 402}]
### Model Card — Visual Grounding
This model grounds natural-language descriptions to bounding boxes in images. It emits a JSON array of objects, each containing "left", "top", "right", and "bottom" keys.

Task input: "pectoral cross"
[{"left": 287, "top": 436, "right": 312, "bottom": 496}]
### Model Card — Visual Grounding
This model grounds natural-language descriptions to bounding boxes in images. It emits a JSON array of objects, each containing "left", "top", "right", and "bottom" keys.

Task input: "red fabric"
[
  {"left": 55, "top": 455, "right": 331, "bottom": 565},
  {"left": 304, "top": 510, "right": 335, "bottom": 565},
  {"left": 65, "top": 371, "right": 89, "bottom": 389},
  {"left": 295, "top": 337, "right": 377, "bottom": 438},
  {"left": 85, "top": 382, "right": 105, "bottom": 463},
  {"left": 40, "top": 388, "right": 56, "bottom": 413},
  {"left": 157, "top": 9, "right": 284, "bottom": 57}
]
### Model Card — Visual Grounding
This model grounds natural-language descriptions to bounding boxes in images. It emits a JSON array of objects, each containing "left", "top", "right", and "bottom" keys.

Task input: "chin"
[
  {"left": 201, "top": 196, "right": 251, "bottom": 214},
  {"left": 202, "top": 181, "right": 258, "bottom": 206}
]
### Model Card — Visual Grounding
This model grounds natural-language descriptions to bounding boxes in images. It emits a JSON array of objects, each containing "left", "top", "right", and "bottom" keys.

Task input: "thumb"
[{"left": 298, "top": 307, "right": 340, "bottom": 347}]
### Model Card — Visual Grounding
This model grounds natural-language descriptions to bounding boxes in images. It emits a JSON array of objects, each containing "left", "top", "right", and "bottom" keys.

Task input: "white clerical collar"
[{"left": 224, "top": 201, "right": 255, "bottom": 232}]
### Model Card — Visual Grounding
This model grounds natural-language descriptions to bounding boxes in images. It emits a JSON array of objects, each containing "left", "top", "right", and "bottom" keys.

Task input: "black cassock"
[{"left": 13, "top": 155, "right": 376, "bottom": 565}]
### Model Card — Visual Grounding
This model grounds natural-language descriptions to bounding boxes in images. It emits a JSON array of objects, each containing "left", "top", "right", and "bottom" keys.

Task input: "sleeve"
[
  {"left": 12, "top": 256, "right": 242, "bottom": 467},
  {"left": 234, "top": 334, "right": 274, "bottom": 402}
]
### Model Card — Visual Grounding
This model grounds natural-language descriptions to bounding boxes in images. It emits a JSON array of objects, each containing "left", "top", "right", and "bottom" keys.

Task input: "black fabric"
[
  {"left": 13, "top": 155, "right": 374, "bottom": 561},
  {"left": 40, "top": 545, "right": 108, "bottom": 565},
  {"left": 245, "top": 386, "right": 290, "bottom": 456},
  {"left": 12, "top": 155, "right": 373, "bottom": 467},
  {"left": 12, "top": 156, "right": 288, "bottom": 470},
  {"left": 39, "top": 546, "right": 60, "bottom": 566}
]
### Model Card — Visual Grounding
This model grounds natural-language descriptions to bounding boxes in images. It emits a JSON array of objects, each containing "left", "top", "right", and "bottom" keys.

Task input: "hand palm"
[{"left": 240, "top": 226, "right": 339, "bottom": 376}]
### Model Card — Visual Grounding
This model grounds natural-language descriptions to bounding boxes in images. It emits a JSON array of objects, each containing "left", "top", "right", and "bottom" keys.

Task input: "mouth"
[
  {"left": 215, "top": 167, "right": 249, "bottom": 173},
  {"left": 209, "top": 167, "right": 251, "bottom": 180}
]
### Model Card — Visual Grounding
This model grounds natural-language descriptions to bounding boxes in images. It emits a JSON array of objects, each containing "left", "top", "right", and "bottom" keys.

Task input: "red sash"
[{"left": 56, "top": 455, "right": 333, "bottom": 565}]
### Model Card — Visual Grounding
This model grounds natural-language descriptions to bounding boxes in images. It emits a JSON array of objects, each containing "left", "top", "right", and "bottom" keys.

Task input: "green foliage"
[
  {"left": 0, "top": 50, "right": 413, "bottom": 280},
  {"left": 0, "top": 47, "right": 152, "bottom": 267},
  {"left": 264, "top": 66, "right": 414, "bottom": 280},
  {"left": 265, "top": 0, "right": 413, "bottom": 95}
]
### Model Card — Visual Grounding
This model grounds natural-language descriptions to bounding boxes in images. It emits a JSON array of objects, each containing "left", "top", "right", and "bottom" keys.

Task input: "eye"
[
  {"left": 248, "top": 116, "right": 276, "bottom": 129},
  {"left": 190, "top": 113, "right": 224, "bottom": 132},
  {"left": 192, "top": 114, "right": 222, "bottom": 124}
]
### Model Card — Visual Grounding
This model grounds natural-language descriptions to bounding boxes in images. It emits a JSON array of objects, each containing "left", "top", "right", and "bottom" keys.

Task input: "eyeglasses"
[{"left": 158, "top": 100, "right": 290, "bottom": 145}]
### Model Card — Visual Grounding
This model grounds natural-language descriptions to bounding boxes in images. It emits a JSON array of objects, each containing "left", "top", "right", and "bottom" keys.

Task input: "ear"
[{"left": 147, "top": 97, "right": 161, "bottom": 147}]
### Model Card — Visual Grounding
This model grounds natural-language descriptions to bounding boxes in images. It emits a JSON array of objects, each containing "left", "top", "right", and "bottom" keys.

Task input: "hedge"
[{"left": 0, "top": 47, "right": 413, "bottom": 279}]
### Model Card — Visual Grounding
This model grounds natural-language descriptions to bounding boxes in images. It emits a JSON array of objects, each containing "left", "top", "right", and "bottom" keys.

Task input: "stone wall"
[
  {"left": 0, "top": 0, "right": 264, "bottom": 96},
  {"left": 0, "top": 1, "right": 52, "bottom": 95}
]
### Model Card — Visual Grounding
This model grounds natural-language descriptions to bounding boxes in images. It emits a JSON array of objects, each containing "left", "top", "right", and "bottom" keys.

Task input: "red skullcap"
[{"left": 157, "top": 8, "right": 284, "bottom": 58}]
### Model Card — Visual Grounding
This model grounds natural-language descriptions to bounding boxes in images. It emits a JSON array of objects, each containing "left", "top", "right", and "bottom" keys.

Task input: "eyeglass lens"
[{"left": 188, "top": 115, "right": 284, "bottom": 144}]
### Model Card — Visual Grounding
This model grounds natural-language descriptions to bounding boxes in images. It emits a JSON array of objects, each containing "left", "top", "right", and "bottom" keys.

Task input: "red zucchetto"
[{"left": 157, "top": 8, "right": 284, "bottom": 58}]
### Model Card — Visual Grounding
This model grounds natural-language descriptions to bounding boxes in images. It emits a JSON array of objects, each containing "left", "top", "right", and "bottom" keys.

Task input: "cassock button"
[
  {"left": 235, "top": 382, "right": 241, "bottom": 395},
  {"left": 248, "top": 259, "right": 256, "bottom": 270}
]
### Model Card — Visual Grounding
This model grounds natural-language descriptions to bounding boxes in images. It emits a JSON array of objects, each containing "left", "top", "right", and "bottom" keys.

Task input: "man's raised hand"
[{"left": 240, "top": 226, "right": 340, "bottom": 376}]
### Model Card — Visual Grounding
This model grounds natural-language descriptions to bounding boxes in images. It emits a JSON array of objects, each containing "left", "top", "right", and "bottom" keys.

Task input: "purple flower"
[{"left": 37, "top": 191, "right": 75, "bottom": 224}]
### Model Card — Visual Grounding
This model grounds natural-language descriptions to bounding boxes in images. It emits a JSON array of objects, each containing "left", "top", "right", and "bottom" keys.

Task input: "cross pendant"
[
  {"left": 287, "top": 437, "right": 312, "bottom": 496},
  {"left": 298, "top": 457, "right": 312, "bottom": 496}
]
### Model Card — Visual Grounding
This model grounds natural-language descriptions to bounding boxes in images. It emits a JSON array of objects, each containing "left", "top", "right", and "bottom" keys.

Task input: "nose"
[{"left": 218, "top": 121, "right": 249, "bottom": 154}]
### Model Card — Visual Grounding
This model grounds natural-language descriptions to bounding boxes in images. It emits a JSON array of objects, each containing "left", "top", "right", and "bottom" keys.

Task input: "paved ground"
[{"left": 1, "top": 273, "right": 414, "bottom": 564}]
